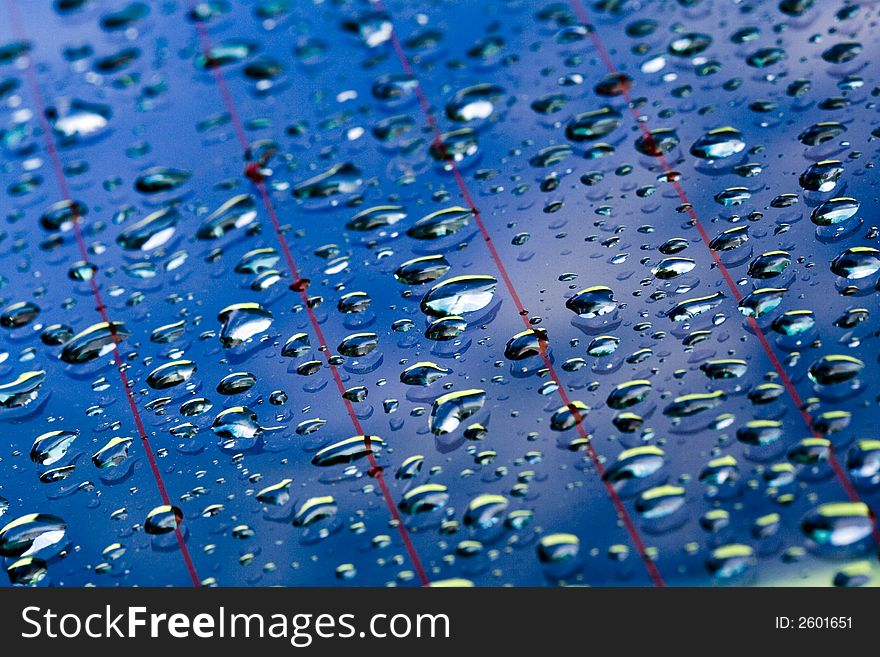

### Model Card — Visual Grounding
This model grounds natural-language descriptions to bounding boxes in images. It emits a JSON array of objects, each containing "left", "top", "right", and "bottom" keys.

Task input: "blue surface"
[{"left": 1, "top": 0, "right": 879, "bottom": 587}]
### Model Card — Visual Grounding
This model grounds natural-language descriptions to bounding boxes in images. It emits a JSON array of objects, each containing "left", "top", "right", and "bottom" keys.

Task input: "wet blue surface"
[{"left": 1, "top": 0, "right": 879, "bottom": 587}]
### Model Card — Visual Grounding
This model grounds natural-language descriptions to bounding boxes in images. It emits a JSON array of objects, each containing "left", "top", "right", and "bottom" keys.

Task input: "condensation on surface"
[{"left": 0, "top": 0, "right": 879, "bottom": 588}]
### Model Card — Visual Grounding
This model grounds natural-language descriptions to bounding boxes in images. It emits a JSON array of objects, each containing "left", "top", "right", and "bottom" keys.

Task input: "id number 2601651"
[{"left": 775, "top": 617, "right": 852, "bottom": 630}]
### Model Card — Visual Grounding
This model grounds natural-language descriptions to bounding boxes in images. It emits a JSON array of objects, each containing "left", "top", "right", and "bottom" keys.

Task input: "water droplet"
[
  {"left": 311, "top": 436, "right": 384, "bottom": 467},
  {"left": 430, "top": 389, "right": 486, "bottom": 435},
  {"left": 421, "top": 275, "right": 497, "bottom": 317},
  {"left": 690, "top": 127, "right": 745, "bottom": 160},
  {"left": 217, "top": 303, "right": 273, "bottom": 347},
  {"left": 0, "top": 371, "right": 47, "bottom": 408},
  {"left": 0, "top": 514, "right": 67, "bottom": 558}
]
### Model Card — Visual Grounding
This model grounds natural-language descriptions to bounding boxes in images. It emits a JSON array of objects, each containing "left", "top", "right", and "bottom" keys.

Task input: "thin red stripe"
[
  {"left": 565, "top": 0, "right": 879, "bottom": 544},
  {"left": 7, "top": 0, "right": 201, "bottom": 587},
  {"left": 374, "top": 0, "right": 666, "bottom": 586},
  {"left": 191, "top": 14, "right": 431, "bottom": 586}
]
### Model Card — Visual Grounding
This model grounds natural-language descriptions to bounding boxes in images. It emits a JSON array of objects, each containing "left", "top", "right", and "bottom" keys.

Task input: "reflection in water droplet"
[
  {"left": 116, "top": 207, "right": 179, "bottom": 251},
  {"left": 144, "top": 505, "right": 183, "bottom": 535},
  {"left": 7, "top": 556, "right": 48, "bottom": 585},
  {"left": 690, "top": 127, "right": 745, "bottom": 160},
  {"left": 293, "top": 496, "right": 338, "bottom": 527},
  {"left": 30, "top": 430, "right": 78, "bottom": 466},
  {"left": 706, "top": 544, "right": 755, "bottom": 581},
  {"left": 800, "top": 160, "right": 844, "bottom": 193},
  {"left": 292, "top": 163, "right": 363, "bottom": 200},
  {"left": 808, "top": 355, "right": 864, "bottom": 386},
  {"left": 811, "top": 197, "right": 859, "bottom": 226},
  {"left": 217, "top": 303, "right": 273, "bottom": 347},
  {"left": 607, "top": 380, "right": 652, "bottom": 410},
  {"left": 802, "top": 503, "right": 874, "bottom": 551},
  {"left": 425, "top": 316, "right": 467, "bottom": 341},
  {"left": 92, "top": 436, "right": 132, "bottom": 469},
  {"left": 347, "top": 205, "right": 407, "bottom": 232},
  {"left": 399, "top": 484, "right": 449, "bottom": 515},
  {"left": 0, "top": 514, "right": 67, "bottom": 558},
  {"left": 146, "top": 360, "right": 197, "bottom": 390},
  {"left": 566, "top": 107, "right": 621, "bottom": 142},
  {"left": 566, "top": 286, "right": 616, "bottom": 318},
  {"left": 197, "top": 195, "right": 258, "bottom": 240},
  {"left": 831, "top": 247, "right": 880, "bottom": 280},
  {"left": 446, "top": 83, "right": 505, "bottom": 122},
  {"left": 134, "top": 167, "right": 191, "bottom": 194},
  {"left": 603, "top": 446, "right": 665, "bottom": 493},
  {"left": 401, "top": 362, "right": 450, "bottom": 386},
  {"left": 311, "top": 436, "right": 384, "bottom": 467},
  {"left": 257, "top": 479, "right": 293, "bottom": 506},
  {"left": 46, "top": 99, "right": 112, "bottom": 144},
  {"left": 394, "top": 255, "right": 450, "bottom": 285},
  {"left": 407, "top": 206, "right": 472, "bottom": 240},
  {"left": 1, "top": 301, "right": 40, "bottom": 329},
  {"left": 212, "top": 407, "right": 263, "bottom": 450},
  {"left": 0, "top": 371, "right": 47, "bottom": 408},
  {"left": 420, "top": 276, "right": 497, "bottom": 317},
  {"left": 60, "top": 323, "right": 128, "bottom": 364},
  {"left": 537, "top": 533, "right": 579, "bottom": 565},
  {"left": 430, "top": 390, "right": 486, "bottom": 435},
  {"left": 337, "top": 332, "right": 379, "bottom": 357}
]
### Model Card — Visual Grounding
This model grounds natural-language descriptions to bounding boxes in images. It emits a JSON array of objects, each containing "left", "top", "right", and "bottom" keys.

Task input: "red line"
[
  {"left": 373, "top": 0, "right": 665, "bottom": 586},
  {"left": 7, "top": 0, "right": 201, "bottom": 586},
  {"left": 190, "top": 13, "right": 431, "bottom": 586},
  {"left": 565, "top": 0, "right": 879, "bottom": 544}
]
